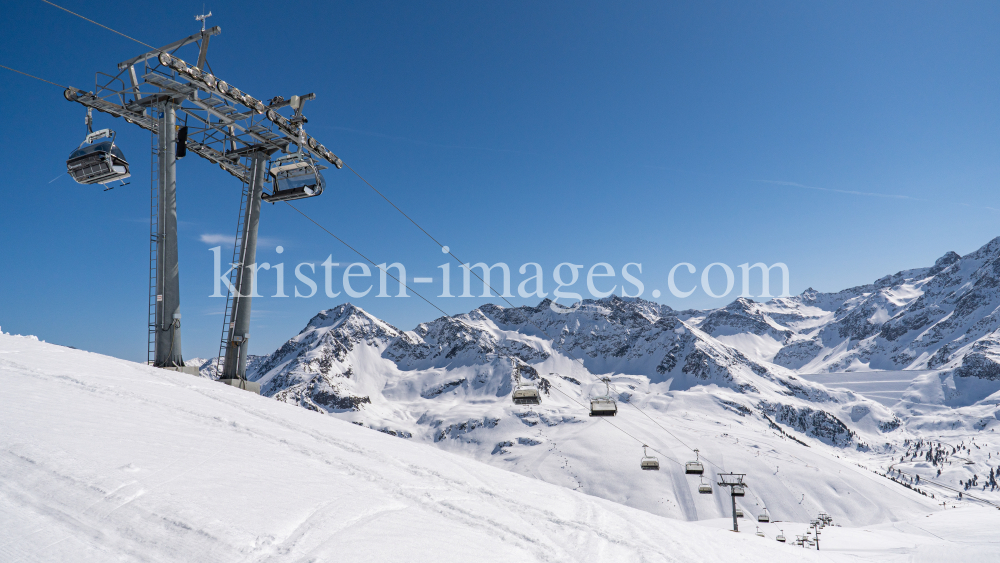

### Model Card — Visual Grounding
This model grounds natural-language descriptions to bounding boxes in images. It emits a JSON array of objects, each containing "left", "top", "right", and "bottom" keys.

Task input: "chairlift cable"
[
  {"left": 607, "top": 380, "right": 727, "bottom": 470},
  {"left": 39, "top": 0, "right": 157, "bottom": 50},
  {"left": 545, "top": 380, "right": 682, "bottom": 467},
  {"left": 283, "top": 202, "right": 452, "bottom": 320},
  {"left": 0, "top": 64, "right": 67, "bottom": 89},
  {"left": 344, "top": 163, "right": 451, "bottom": 252}
]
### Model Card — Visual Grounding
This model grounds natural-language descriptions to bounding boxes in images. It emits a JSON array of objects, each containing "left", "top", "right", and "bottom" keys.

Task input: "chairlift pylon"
[
  {"left": 640, "top": 444, "right": 659, "bottom": 471},
  {"left": 685, "top": 448, "right": 705, "bottom": 475},
  {"left": 66, "top": 128, "right": 131, "bottom": 187},
  {"left": 589, "top": 377, "right": 617, "bottom": 416}
]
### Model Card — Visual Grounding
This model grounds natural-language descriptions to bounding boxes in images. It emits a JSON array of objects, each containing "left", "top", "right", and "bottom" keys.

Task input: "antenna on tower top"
[{"left": 195, "top": 9, "right": 212, "bottom": 32}]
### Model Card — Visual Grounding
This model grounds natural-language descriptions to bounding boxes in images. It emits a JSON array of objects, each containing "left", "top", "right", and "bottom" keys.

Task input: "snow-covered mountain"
[
  {"left": 251, "top": 298, "right": 899, "bottom": 443},
  {"left": 242, "top": 301, "right": 922, "bottom": 525},
  {"left": 727, "top": 237, "right": 1000, "bottom": 407},
  {"left": 231, "top": 237, "right": 1000, "bottom": 526}
]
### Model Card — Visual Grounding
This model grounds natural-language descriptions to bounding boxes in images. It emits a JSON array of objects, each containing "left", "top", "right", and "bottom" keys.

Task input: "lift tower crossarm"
[{"left": 117, "top": 26, "right": 222, "bottom": 71}]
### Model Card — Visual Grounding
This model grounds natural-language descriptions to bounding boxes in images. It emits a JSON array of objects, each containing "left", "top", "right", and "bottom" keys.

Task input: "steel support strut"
[
  {"left": 153, "top": 103, "right": 186, "bottom": 368},
  {"left": 220, "top": 152, "right": 267, "bottom": 391},
  {"left": 731, "top": 492, "right": 738, "bottom": 532}
]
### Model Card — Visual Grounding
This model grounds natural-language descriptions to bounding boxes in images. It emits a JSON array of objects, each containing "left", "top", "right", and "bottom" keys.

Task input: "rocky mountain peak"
[
  {"left": 933, "top": 250, "right": 961, "bottom": 270},
  {"left": 968, "top": 236, "right": 1000, "bottom": 261}
]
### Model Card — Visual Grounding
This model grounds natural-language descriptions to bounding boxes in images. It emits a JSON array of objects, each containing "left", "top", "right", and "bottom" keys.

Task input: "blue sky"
[{"left": 1, "top": 0, "right": 999, "bottom": 362}]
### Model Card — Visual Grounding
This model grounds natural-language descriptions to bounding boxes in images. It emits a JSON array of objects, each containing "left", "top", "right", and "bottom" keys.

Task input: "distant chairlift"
[
  {"left": 755, "top": 526, "right": 765, "bottom": 538},
  {"left": 698, "top": 476, "right": 712, "bottom": 494},
  {"left": 640, "top": 444, "right": 659, "bottom": 471},
  {"left": 66, "top": 128, "right": 131, "bottom": 186},
  {"left": 776, "top": 530, "right": 786, "bottom": 543},
  {"left": 758, "top": 507, "right": 771, "bottom": 523},
  {"left": 262, "top": 152, "right": 327, "bottom": 203},
  {"left": 685, "top": 449, "right": 705, "bottom": 475},
  {"left": 589, "top": 377, "right": 617, "bottom": 416},
  {"left": 511, "top": 362, "right": 541, "bottom": 405}
]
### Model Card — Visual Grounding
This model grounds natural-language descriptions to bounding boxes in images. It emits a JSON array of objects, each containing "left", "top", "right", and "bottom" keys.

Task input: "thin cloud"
[
  {"left": 200, "top": 233, "right": 282, "bottom": 247},
  {"left": 756, "top": 180, "right": 922, "bottom": 201},
  {"left": 757, "top": 179, "right": 1000, "bottom": 212},
  {"left": 200, "top": 233, "right": 235, "bottom": 245}
]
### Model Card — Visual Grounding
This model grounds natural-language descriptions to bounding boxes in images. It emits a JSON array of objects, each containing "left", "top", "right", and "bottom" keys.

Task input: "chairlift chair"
[
  {"left": 589, "top": 377, "right": 617, "bottom": 416},
  {"left": 755, "top": 526, "right": 765, "bottom": 538},
  {"left": 685, "top": 449, "right": 705, "bottom": 475},
  {"left": 776, "top": 530, "right": 786, "bottom": 543},
  {"left": 640, "top": 445, "right": 659, "bottom": 471},
  {"left": 735, "top": 508, "right": 744, "bottom": 518},
  {"left": 262, "top": 153, "right": 327, "bottom": 203},
  {"left": 732, "top": 485, "right": 746, "bottom": 497},
  {"left": 698, "top": 476, "right": 712, "bottom": 494},
  {"left": 66, "top": 128, "right": 131, "bottom": 186},
  {"left": 511, "top": 363, "right": 541, "bottom": 405},
  {"left": 758, "top": 507, "right": 770, "bottom": 523},
  {"left": 512, "top": 384, "right": 541, "bottom": 405}
]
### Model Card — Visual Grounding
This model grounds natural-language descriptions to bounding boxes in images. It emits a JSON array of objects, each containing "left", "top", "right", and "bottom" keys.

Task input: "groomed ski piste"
[{"left": 3, "top": 332, "right": 1000, "bottom": 562}]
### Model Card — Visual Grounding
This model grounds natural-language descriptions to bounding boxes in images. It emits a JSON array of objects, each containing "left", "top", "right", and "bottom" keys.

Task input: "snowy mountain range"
[
  {"left": 190, "top": 236, "right": 1000, "bottom": 524},
  {"left": 703, "top": 238, "right": 1000, "bottom": 406}
]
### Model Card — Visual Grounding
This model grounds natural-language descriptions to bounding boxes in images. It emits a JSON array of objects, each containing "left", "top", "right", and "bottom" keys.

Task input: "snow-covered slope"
[
  {"left": 4, "top": 333, "right": 1000, "bottom": 562},
  {"left": 240, "top": 300, "right": 948, "bottom": 526},
  {"left": 0, "top": 333, "right": 823, "bottom": 563}
]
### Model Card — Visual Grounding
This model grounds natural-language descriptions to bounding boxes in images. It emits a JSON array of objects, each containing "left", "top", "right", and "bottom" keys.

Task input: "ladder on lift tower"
[
  {"left": 147, "top": 126, "right": 159, "bottom": 365},
  {"left": 215, "top": 161, "right": 253, "bottom": 377}
]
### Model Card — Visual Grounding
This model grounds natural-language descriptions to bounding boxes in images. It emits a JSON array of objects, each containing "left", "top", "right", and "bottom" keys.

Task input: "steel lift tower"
[
  {"left": 63, "top": 17, "right": 343, "bottom": 391},
  {"left": 717, "top": 473, "right": 748, "bottom": 532}
]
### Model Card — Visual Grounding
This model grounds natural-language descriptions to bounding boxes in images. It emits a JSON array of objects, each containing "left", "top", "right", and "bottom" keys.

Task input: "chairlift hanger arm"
[{"left": 65, "top": 88, "right": 156, "bottom": 131}]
